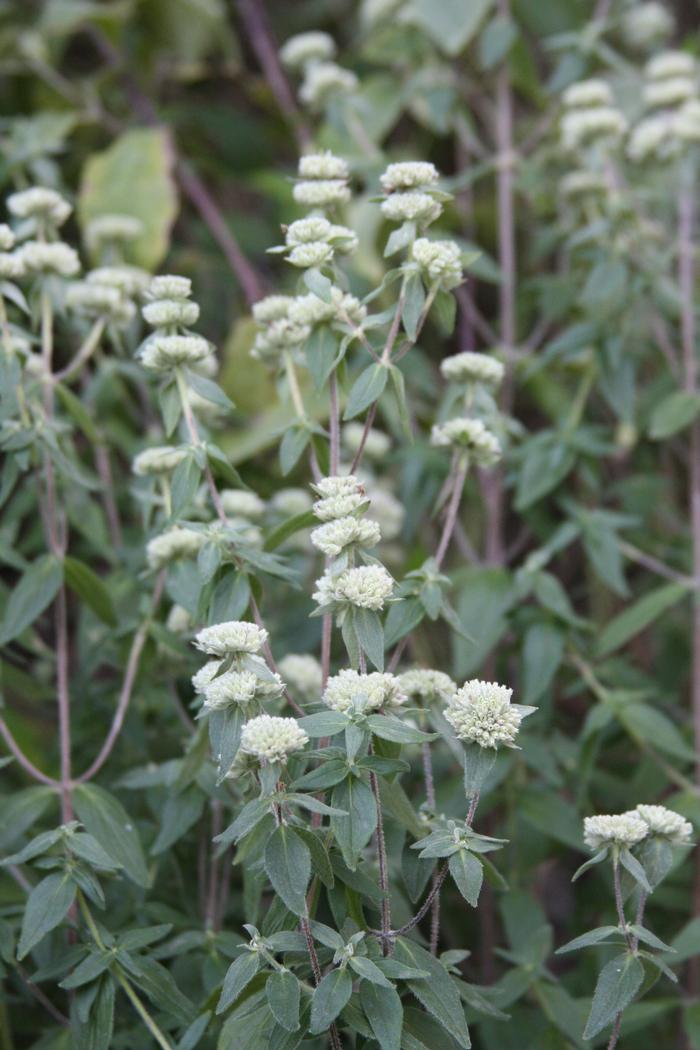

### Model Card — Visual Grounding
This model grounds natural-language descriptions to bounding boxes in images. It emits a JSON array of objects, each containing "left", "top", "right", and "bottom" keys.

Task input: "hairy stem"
[{"left": 369, "top": 769, "right": 391, "bottom": 954}]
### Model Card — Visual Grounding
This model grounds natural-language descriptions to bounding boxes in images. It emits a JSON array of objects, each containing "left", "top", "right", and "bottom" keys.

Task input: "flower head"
[
  {"left": 142, "top": 299, "right": 200, "bottom": 328},
  {"left": 411, "top": 238, "right": 463, "bottom": 288},
  {"left": 310, "top": 516, "right": 381, "bottom": 558},
  {"left": 583, "top": 813, "right": 648, "bottom": 851},
  {"left": 343, "top": 423, "right": 390, "bottom": 459},
  {"left": 85, "top": 214, "right": 143, "bottom": 253},
  {"left": 621, "top": 2, "right": 673, "bottom": 50},
  {"left": 440, "top": 351, "right": 504, "bottom": 387},
  {"left": 430, "top": 418, "right": 501, "bottom": 465},
  {"left": 87, "top": 265, "right": 150, "bottom": 297},
  {"left": 399, "top": 668, "right": 456, "bottom": 704},
  {"left": 380, "top": 161, "right": 439, "bottom": 193},
  {"left": 0, "top": 224, "right": 15, "bottom": 251},
  {"left": 293, "top": 180, "right": 351, "bottom": 208},
  {"left": 240, "top": 714, "right": 309, "bottom": 762},
  {"left": 634, "top": 804, "right": 693, "bottom": 844},
  {"left": 18, "top": 241, "right": 80, "bottom": 277},
  {"left": 560, "top": 106, "right": 627, "bottom": 151},
  {"left": 278, "top": 654, "right": 323, "bottom": 701},
  {"left": 252, "top": 295, "right": 294, "bottom": 324},
  {"left": 140, "top": 334, "right": 211, "bottom": 371},
  {"left": 445, "top": 680, "right": 522, "bottom": 749},
  {"left": 146, "top": 526, "right": 206, "bottom": 569},
  {"left": 646, "top": 51, "right": 696, "bottom": 81},
  {"left": 562, "top": 79, "right": 613, "bottom": 109},
  {"left": 280, "top": 31, "right": 336, "bottom": 70},
  {"left": 132, "top": 445, "right": 189, "bottom": 476},
  {"left": 332, "top": 564, "right": 394, "bottom": 610},
  {"left": 299, "top": 63, "right": 358, "bottom": 108},
  {"left": 148, "top": 275, "right": 192, "bottom": 301},
  {"left": 299, "top": 152, "right": 349, "bottom": 180},
  {"left": 381, "top": 192, "right": 442, "bottom": 225},
  {"left": 323, "top": 668, "right": 406, "bottom": 712},
  {"left": 220, "top": 489, "right": 265, "bottom": 520},
  {"left": 313, "top": 493, "right": 368, "bottom": 521},
  {"left": 203, "top": 669, "right": 258, "bottom": 710},
  {"left": 192, "top": 660, "right": 223, "bottom": 694},
  {"left": 194, "top": 620, "right": 268, "bottom": 657},
  {"left": 8, "top": 186, "right": 71, "bottom": 227}
]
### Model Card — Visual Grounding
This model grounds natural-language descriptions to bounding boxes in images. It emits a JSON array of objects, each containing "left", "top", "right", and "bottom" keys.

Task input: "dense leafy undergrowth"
[{"left": 0, "top": 1, "right": 700, "bottom": 1048}]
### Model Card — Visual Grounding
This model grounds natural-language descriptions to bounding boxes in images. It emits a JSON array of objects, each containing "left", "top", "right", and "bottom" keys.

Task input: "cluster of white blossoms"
[
  {"left": 620, "top": 2, "right": 673, "bottom": 52},
  {"left": 445, "top": 680, "right": 532, "bottom": 749},
  {"left": 558, "top": 170, "right": 608, "bottom": 202},
  {"left": 201, "top": 667, "right": 285, "bottom": 713},
  {"left": 431, "top": 417, "right": 502, "bottom": 466},
  {"left": 138, "top": 275, "right": 218, "bottom": 375},
  {"left": 314, "top": 563, "right": 395, "bottom": 612},
  {"left": 560, "top": 78, "right": 627, "bottom": 153},
  {"left": 240, "top": 714, "right": 309, "bottom": 763},
  {"left": 194, "top": 620, "right": 268, "bottom": 657},
  {"left": 280, "top": 30, "right": 335, "bottom": 70},
  {"left": 146, "top": 524, "right": 206, "bottom": 569},
  {"left": 293, "top": 150, "right": 351, "bottom": 210},
  {"left": 584, "top": 804, "right": 693, "bottom": 850},
  {"left": 271, "top": 215, "right": 357, "bottom": 270},
  {"left": 410, "top": 238, "right": 463, "bottom": 289},
  {"left": 220, "top": 489, "right": 265, "bottom": 521},
  {"left": 84, "top": 213, "right": 143, "bottom": 256},
  {"left": 251, "top": 295, "right": 309, "bottom": 364},
  {"left": 7, "top": 186, "right": 71, "bottom": 228},
  {"left": 2, "top": 187, "right": 82, "bottom": 280},
  {"left": 0, "top": 224, "right": 22, "bottom": 279},
  {"left": 440, "top": 350, "right": 505, "bottom": 388},
  {"left": 311, "top": 515, "right": 381, "bottom": 558},
  {"left": 399, "top": 668, "right": 456, "bottom": 704},
  {"left": 278, "top": 654, "right": 323, "bottom": 702},
  {"left": 281, "top": 30, "right": 357, "bottom": 111},
  {"left": 323, "top": 668, "right": 406, "bottom": 712},
  {"left": 343, "top": 423, "right": 391, "bottom": 460},
  {"left": 311, "top": 474, "right": 369, "bottom": 521},
  {"left": 380, "top": 161, "right": 443, "bottom": 227},
  {"left": 628, "top": 51, "right": 700, "bottom": 162},
  {"left": 132, "top": 445, "right": 189, "bottom": 477}
]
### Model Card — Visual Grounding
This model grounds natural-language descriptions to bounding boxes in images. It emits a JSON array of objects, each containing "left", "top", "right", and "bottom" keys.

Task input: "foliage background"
[{"left": 1, "top": 0, "right": 700, "bottom": 1047}]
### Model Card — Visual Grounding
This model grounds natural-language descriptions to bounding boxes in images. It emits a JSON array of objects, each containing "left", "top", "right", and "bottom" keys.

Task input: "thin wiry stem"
[
  {"left": 370, "top": 769, "right": 391, "bottom": 954},
  {"left": 0, "top": 718, "right": 57, "bottom": 786}
]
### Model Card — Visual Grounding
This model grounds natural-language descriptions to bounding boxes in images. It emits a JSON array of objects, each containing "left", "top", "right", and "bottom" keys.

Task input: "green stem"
[{"left": 283, "top": 350, "right": 306, "bottom": 420}]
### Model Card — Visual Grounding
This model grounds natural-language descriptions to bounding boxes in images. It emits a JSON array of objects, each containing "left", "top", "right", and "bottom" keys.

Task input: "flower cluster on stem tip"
[{"left": 445, "top": 679, "right": 534, "bottom": 749}]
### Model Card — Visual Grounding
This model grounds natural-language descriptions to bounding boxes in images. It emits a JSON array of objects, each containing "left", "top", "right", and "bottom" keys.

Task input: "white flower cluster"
[
  {"left": 0, "top": 224, "right": 22, "bottom": 279},
  {"left": 139, "top": 273, "right": 222, "bottom": 390},
  {"left": 584, "top": 804, "right": 693, "bottom": 851},
  {"left": 17, "top": 241, "right": 80, "bottom": 277},
  {"left": 65, "top": 278, "right": 135, "bottom": 326},
  {"left": 288, "top": 287, "right": 366, "bottom": 329},
  {"left": 311, "top": 474, "right": 369, "bottom": 521},
  {"left": 146, "top": 525, "right": 206, "bottom": 569},
  {"left": 311, "top": 516, "right": 381, "bottom": 558},
  {"left": 194, "top": 620, "right": 268, "bottom": 657},
  {"left": 300, "top": 63, "right": 358, "bottom": 109},
  {"left": 240, "top": 714, "right": 309, "bottom": 762},
  {"left": 628, "top": 51, "right": 700, "bottom": 161},
  {"left": 583, "top": 813, "right": 648, "bottom": 850},
  {"left": 220, "top": 489, "right": 265, "bottom": 521},
  {"left": 88, "top": 265, "right": 150, "bottom": 297},
  {"left": 323, "top": 668, "right": 406, "bottom": 712},
  {"left": 132, "top": 445, "right": 188, "bottom": 476},
  {"left": 431, "top": 417, "right": 501, "bottom": 466},
  {"left": 399, "top": 668, "right": 456, "bottom": 704},
  {"left": 202, "top": 668, "right": 284, "bottom": 712},
  {"left": 559, "top": 171, "right": 608, "bottom": 201},
  {"left": 411, "top": 238, "right": 463, "bottom": 289},
  {"left": 343, "top": 423, "right": 390, "bottom": 459},
  {"left": 293, "top": 150, "right": 351, "bottom": 210},
  {"left": 445, "top": 680, "right": 526, "bottom": 749},
  {"left": 621, "top": 2, "right": 673, "bottom": 51},
  {"left": 440, "top": 351, "right": 504, "bottom": 388},
  {"left": 560, "top": 78, "right": 627, "bottom": 152},
  {"left": 85, "top": 213, "right": 143, "bottom": 256},
  {"left": 278, "top": 216, "right": 357, "bottom": 269},
  {"left": 314, "top": 563, "right": 395, "bottom": 611},
  {"left": 8, "top": 186, "right": 71, "bottom": 228},
  {"left": 380, "top": 160, "right": 444, "bottom": 227},
  {"left": 251, "top": 296, "right": 310, "bottom": 364},
  {"left": 280, "top": 31, "right": 335, "bottom": 70},
  {"left": 278, "top": 654, "right": 323, "bottom": 701},
  {"left": 634, "top": 804, "right": 693, "bottom": 844}
]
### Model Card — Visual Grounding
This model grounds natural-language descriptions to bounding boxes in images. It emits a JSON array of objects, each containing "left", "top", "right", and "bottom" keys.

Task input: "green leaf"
[
  {"left": 649, "top": 390, "right": 700, "bottom": 439},
  {"left": 279, "top": 424, "right": 310, "bottom": 476},
  {"left": 266, "top": 970, "right": 300, "bottom": 1032},
  {"left": 354, "top": 607, "right": 385, "bottom": 670},
  {"left": 331, "top": 777, "right": 378, "bottom": 870},
  {"left": 583, "top": 953, "right": 644, "bottom": 1039},
  {"left": 449, "top": 850, "right": 483, "bottom": 907},
  {"left": 264, "top": 510, "right": 316, "bottom": 552},
  {"left": 366, "top": 715, "right": 436, "bottom": 744},
  {"left": 170, "top": 456, "right": 201, "bottom": 518},
  {"left": 462, "top": 743, "right": 496, "bottom": 800},
  {"left": 597, "top": 582, "right": 689, "bottom": 656},
  {"left": 216, "top": 951, "right": 261, "bottom": 1014},
  {"left": 79, "top": 128, "right": 178, "bottom": 269},
  {"left": 344, "top": 363, "right": 389, "bottom": 420},
  {"left": 521, "top": 621, "right": 563, "bottom": 704},
  {"left": 64, "top": 557, "right": 117, "bottom": 626},
  {"left": 186, "top": 370, "right": 234, "bottom": 412},
  {"left": 298, "top": 711, "right": 349, "bottom": 736},
  {"left": 360, "top": 981, "right": 403, "bottom": 1050},
  {"left": 479, "top": 14, "right": 517, "bottom": 68},
  {"left": 556, "top": 926, "right": 620, "bottom": 954},
  {"left": 133, "top": 956, "right": 196, "bottom": 1025},
  {"left": 309, "top": 968, "right": 353, "bottom": 1034},
  {"left": 406, "top": 0, "right": 494, "bottom": 55},
  {"left": 73, "top": 784, "right": 150, "bottom": 888},
  {"left": 264, "top": 825, "right": 311, "bottom": 917},
  {"left": 618, "top": 847, "right": 651, "bottom": 892},
  {"left": 304, "top": 268, "right": 332, "bottom": 302},
  {"left": 151, "top": 786, "right": 205, "bottom": 854},
  {"left": 17, "top": 872, "right": 76, "bottom": 959},
  {"left": 0, "top": 554, "right": 63, "bottom": 645},
  {"left": 60, "top": 950, "right": 112, "bottom": 989},
  {"left": 216, "top": 799, "right": 271, "bottom": 846},
  {"left": 349, "top": 955, "right": 394, "bottom": 988},
  {"left": 394, "top": 939, "right": 471, "bottom": 1048},
  {"left": 305, "top": 325, "right": 339, "bottom": 390},
  {"left": 401, "top": 273, "right": 426, "bottom": 340}
]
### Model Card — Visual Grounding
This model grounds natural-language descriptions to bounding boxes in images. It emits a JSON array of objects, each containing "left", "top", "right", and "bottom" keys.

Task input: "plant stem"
[
  {"left": 369, "top": 769, "right": 391, "bottom": 955},
  {"left": 284, "top": 350, "right": 307, "bottom": 420},
  {"left": 300, "top": 917, "right": 343, "bottom": 1050},
  {"left": 435, "top": 457, "right": 469, "bottom": 569},
  {"left": 54, "top": 317, "right": 105, "bottom": 382},
  {"left": 607, "top": 1013, "right": 622, "bottom": 1050},
  {"left": 78, "top": 891, "right": 174, "bottom": 1050}
]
